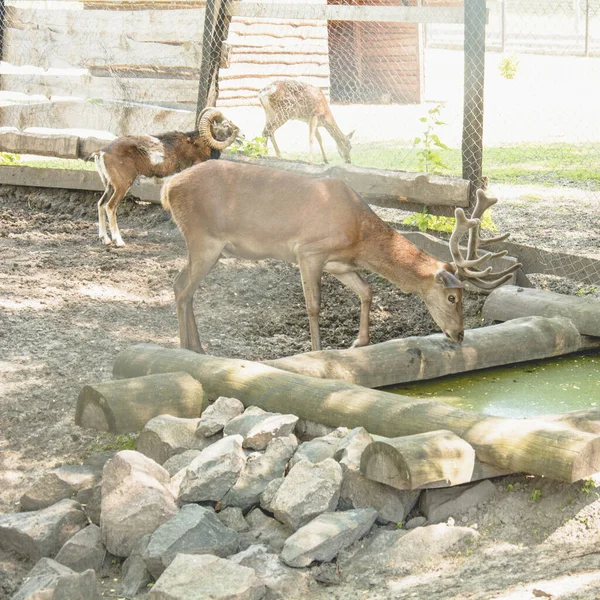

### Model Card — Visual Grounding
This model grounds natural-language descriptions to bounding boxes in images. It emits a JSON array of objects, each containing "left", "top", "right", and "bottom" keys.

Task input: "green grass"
[{"left": 8, "top": 141, "right": 600, "bottom": 190}]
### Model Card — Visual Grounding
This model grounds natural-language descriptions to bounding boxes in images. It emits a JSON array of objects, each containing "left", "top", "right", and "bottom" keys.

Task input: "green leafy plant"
[
  {"left": 581, "top": 478, "right": 599, "bottom": 497},
  {"left": 530, "top": 489, "right": 542, "bottom": 502},
  {"left": 499, "top": 54, "right": 519, "bottom": 80},
  {"left": 403, "top": 207, "right": 498, "bottom": 235},
  {"left": 413, "top": 104, "right": 450, "bottom": 175},
  {"left": 229, "top": 136, "right": 268, "bottom": 159},
  {"left": 0, "top": 152, "right": 20, "bottom": 165},
  {"left": 577, "top": 285, "right": 598, "bottom": 297}
]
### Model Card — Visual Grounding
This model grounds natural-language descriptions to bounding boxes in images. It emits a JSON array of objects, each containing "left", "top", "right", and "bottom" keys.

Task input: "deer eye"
[{"left": 448, "top": 295, "right": 456, "bottom": 304}]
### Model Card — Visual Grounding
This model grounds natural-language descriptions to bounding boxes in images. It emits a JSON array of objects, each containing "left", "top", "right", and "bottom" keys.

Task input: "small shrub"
[
  {"left": 230, "top": 136, "right": 268, "bottom": 159},
  {"left": 499, "top": 54, "right": 519, "bottom": 80},
  {"left": 530, "top": 489, "right": 542, "bottom": 502},
  {"left": 0, "top": 152, "right": 20, "bottom": 165},
  {"left": 403, "top": 207, "right": 498, "bottom": 235}
]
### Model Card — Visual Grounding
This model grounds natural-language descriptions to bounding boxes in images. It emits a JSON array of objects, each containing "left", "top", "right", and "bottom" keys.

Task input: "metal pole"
[
  {"left": 585, "top": 0, "right": 590, "bottom": 57},
  {"left": 0, "top": 0, "right": 6, "bottom": 61},
  {"left": 462, "top": 0, "right": 487, "bottom": 211}
]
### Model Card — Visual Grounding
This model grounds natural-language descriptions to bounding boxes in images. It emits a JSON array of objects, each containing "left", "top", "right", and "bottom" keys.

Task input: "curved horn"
[{"left": 198, "top": 108, "right": 239, "bottom": 151}]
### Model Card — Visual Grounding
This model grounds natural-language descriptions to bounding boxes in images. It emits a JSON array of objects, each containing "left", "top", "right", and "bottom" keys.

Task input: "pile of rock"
[{"left": 1, "top": 397, "right": 495, "bottom": 599}]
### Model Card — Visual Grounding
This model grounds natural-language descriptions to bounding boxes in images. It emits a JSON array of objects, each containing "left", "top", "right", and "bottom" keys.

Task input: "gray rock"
[
  {"left": 281, "top": 508, "right": 377, "bottom": 568},
  {"left": 270, "top": 459, "right": 343, "bottom": 531},
  {"left": 338, "top": 469, "right": 420, "bottom": 525},
  {"left": 197, "top": 396, "right": 245, "bottom": 437},
  {"left": 178, "top": 435, "right": 246, "bottom": 503},
  {"left": 20, "top": 465, "right": 102, "bottom": 512},
  {"left": 11, "top": 558, "right": 100, "bottom": 600},
  {"left": 420, "top": 480, "right": 497, "bottom": 524},
  {"left": 295, "top": 420, "right": 337, "bottom": 441},
  {"left": 100, "top": 450, "right": 178, "bottom": 558},
  {"left": 54, "top": 524, "right": 106, "bottom": 573},
  {"left": 260, "top": 479, "right": 283, "bottom": 514},
  {"left": 136, "top": 415, "right": 216, "bottom": 465},
  {"left": 0, "top": 499, "right": 88, "bottom": 561},
  {"left": 343, "top": 523, "right": 479, "bottom": 572},
  {"left": 120, "top": 534, "right": 153, "bottom": 599},
  {"left": 222, "top": 435, "right": 297, "bottom": 511},
  {"left": 149, "top": 554, "right": 265, "bottom": 600},
  {"left": 142, "top": 504, "right": 240, "bottom": 578},
  {"left": 225, "top": 409, "right": 299, "bottom": 451},
  {"left": 76, "top": 482, "right": 102, "bottom": 526},
  {"left": 230, "top": 544, "right": 313, "bottom": 600},
  {"left": 404, "top": 516, "right": 427, "bottom": 530},
  {"left": 241, "top": 509, "right": 293, "bottom": 553},
  {"left": 162, "top": 449, "right": 203, "bottom": 477},
  {"left": 289, "top": 428, "right": 349, "bottom": 469},
  {"left": 333, "top": 427, "right": 373, "bottom": 472},
  {"left": 218, "top": 507, "right": 250, "bottom": 533}
]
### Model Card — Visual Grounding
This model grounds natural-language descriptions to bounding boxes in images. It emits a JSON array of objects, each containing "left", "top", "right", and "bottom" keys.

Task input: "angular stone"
[
  {"left": 178, "top": 435, "right": 246, "bottom": 503},
  {"left": 333, "top": 427, "right": 373, "bottom": 472},
  {"left": 420, "top": 480, "right": 497, "bottom": 524},
  {"left": 100, "top": 450, "right": 178, "bottom": 558},
  {"left": 136, "top": 415, "right": 217, "bottom": 465},
  {"left": 289, "top": 428, "right": 349, "bottom": 469},
  {"left": 241, "top": 509, "right": 293, "bottom": 554},
  {"left": 270, "top": 459, "right": 343, "bottom": 531},
  {"left": 11, "top": 558, "right": 100, "bottom": 600},
  {"left": 405, "top": 516, "right": 427, "bottom": 530},
  {"left": 339, "top": 469, "right": 420, "bottom": 525},
  {"left": 225, "top": 409, "right": 299, "bottom": 451},
  {"left": 197, "top": 396, "right": 245, "bottom": 437},
  {"left": 120, "top": 534, "right": 153, "bottom": 599},
  {"left": 162, "top": 449, "right": 203, "bottom": 477},
  {"left": 54, "top": 524, "right": 106, "bottom": 573},
  {"left": 230, "top": 544, "right": 314, "bottom": 600},
  {"left": 218, "top": 507, "right": 250, "bottom": 533},
  {"left": 20, "top": 465, "right": 102, "bottom": 512},
  {"left": 222, "top": 435, "right": 298, "bottom": 511},
  {"left": 343, "top": 523, "right": 479, "bottom": 572},
  {"left": 281, "top": 508, "right": 377, "bottom": 568},
  {"left": 0, "top": 499, "right": 88, "bottom": 561},
  {"left": 77, "top": 483, "right": 102, "bottom": 526},
  {"left": 148, "top": 554, "right": 265, "bottom": 600},
  {"left": 142, "top": 504, "right": 240, "bottom": 578},
  {"left": 295, "top": 420, "right": 338, "bottom": 441},
  {"left": 260, "top": 479, "right": 283, "bottom": 514}
]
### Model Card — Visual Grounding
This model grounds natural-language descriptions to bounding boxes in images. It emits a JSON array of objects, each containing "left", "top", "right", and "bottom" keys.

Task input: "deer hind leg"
[
  {"left": 94, "top": 153, "right": 112, "bottom": 244},
  {"left": 314, "top": 128, "right": 328, "bottom": 164},
  {"left": 298, "top": 254, "right": 326, "bottom": 351},
  {"left": 307, "top": 115, "right": 319, "bottom": 164},
  {"left": 262, "top": 121, "right": 284, "bottom": 159},
  {"left": 173, "top": 239, "right": 224, "bottom": 353},
  {"left": 104, "top": 180, "right": 134, "bottom": 247},
  {"left": 328, "top": 270, "right": 373, "bottom": 348}
]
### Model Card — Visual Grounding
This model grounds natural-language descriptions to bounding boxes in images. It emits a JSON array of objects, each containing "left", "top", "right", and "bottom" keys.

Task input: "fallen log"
[
  {"left": 75, "top": 372, "right": 206, "bottom": 433},
  {"left": 360, "top": 431, "right": 476, "bottom": 490},
  {"left": 265, "top": 317, "right": 582, "bottom": 388},
  {"left": 483, "top": 286, "right": 600, "bottom": 337},
  {"left": 113, "top": 344, "right": 600, "bottom": 483},
  {"left": 536, "top": 409, "right": 600, "bottom": 435}
]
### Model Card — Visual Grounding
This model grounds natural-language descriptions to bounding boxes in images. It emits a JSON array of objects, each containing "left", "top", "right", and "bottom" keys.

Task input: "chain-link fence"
[{"left": 0, "top": 0, "right": 599, "bottom": 284}]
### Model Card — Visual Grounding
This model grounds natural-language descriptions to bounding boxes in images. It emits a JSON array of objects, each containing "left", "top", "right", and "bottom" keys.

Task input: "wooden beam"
[
  {"left": 111, "top": 343, "right": 600, "bottom": 483},
  {"left": 229, "top": 4, "right": 466, "bottom": 24},
  {"left": 264, "top": 316, "right": 582, "bottom": 388}
]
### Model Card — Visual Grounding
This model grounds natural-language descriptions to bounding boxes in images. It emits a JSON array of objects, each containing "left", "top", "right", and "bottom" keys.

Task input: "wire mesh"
[{"left": 0, "top": 0, "right": 598, "bottom": 285}]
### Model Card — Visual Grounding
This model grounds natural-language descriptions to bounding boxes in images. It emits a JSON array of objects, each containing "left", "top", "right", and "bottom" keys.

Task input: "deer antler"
[{"left": 450, "top": 189, "right": 521, "bottom": 291}]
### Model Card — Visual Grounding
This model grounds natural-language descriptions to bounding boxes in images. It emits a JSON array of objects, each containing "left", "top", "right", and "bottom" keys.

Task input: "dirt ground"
[{"left": 1, "top": 182, "right": 600, "bottom": 599}]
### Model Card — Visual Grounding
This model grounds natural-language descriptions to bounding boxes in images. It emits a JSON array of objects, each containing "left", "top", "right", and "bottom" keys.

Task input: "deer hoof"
[{"left": 350, "top": 338, "right": 369, "bottom": 349}]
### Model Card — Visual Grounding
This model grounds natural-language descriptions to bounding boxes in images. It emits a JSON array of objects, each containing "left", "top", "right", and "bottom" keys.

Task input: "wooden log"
[
  {"left": 360, "top": 430, "right": 476, "bottom": 490},
  {"left": 483, "top": 286, "right": 600, "bottom": 337},
  {"left": 112, "top": 343, "right": 600, "bottom": 483},
  {"left": 536, "top": 409, "right": 600, "bottom": 435},
  {"left": 75, "top": 372, "right": 206, "bottom": 433},
  {"left": 0, "top": 127, "right": 79, "bottom": 159},
  {"left": 265, "top": 317, "right": 582, "bottom": 388}
]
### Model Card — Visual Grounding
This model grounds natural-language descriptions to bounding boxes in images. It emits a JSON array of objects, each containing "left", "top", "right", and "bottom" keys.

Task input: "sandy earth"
[{"left": 1, "top": 182, "right": 599, "bottom": 599}]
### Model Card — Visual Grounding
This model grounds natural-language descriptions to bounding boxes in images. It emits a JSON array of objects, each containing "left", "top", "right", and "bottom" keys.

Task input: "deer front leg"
[
  {"left": 104, "top": 184, "right": 130, "bottom": 247},
  {"left": 173, "top": 240, "right": 223, "bottom": 353},
  {"left": 329, "top": 270, "right": 373, "bottom": 348},
  {"left": 314, "top": 128, "right": 328, "bottom": 164},
  {"left": 298, "top": 255, "right": 326, "bottom": 351},
  {"left": 307, "top": 115, "right": 319, "bottom": 164}
]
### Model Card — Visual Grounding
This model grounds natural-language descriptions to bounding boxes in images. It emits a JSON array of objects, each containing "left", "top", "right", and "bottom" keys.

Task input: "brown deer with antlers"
[
  {"left": 259, "top": 79, "right": 355, "bottom": 164},
  {"left": 87, "top": 108, "right": 239, "bottom": 247},
  {"left": 161, "top": 161, "right": 518, "bottom": 352}
]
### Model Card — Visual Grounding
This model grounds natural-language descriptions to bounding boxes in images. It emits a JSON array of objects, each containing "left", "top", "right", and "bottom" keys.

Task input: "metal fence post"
[
  {"left": 0, "top": 0, "right": 6, "bottom": 61},
  {"left": 462, "top": 0, "right": 487, "bottom": 211},
  {"left": 196, "top": 0, "right": 231, "bottom": 123}
]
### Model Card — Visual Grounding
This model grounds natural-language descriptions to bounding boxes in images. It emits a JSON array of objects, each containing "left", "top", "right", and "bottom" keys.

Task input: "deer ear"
[
  {"left": 435, "top": 269, "right": 463, "bottom": 289},
  {"left": 347, "top": 130, "right": 355, "bottom": 140}
]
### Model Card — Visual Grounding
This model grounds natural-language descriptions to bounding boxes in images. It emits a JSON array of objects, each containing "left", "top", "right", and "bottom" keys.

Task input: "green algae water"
[{"left": 386, "top": 352, "right": 600, "bottom": 419}]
